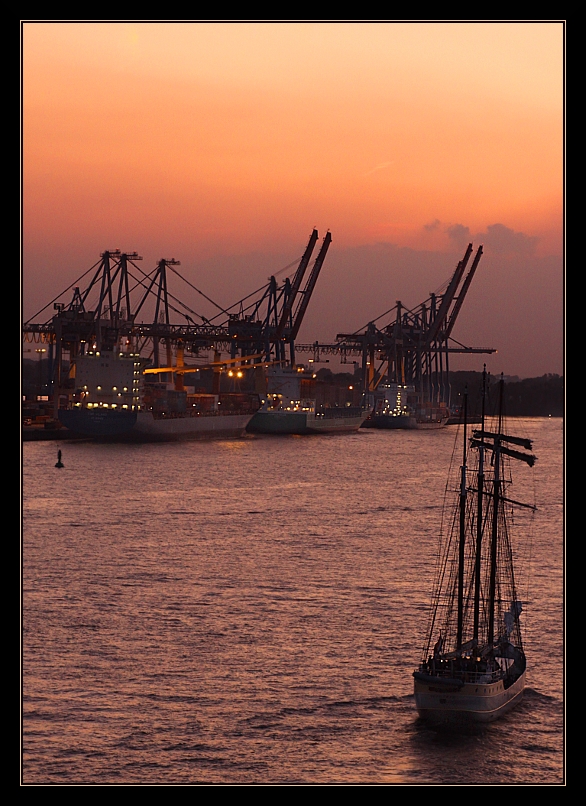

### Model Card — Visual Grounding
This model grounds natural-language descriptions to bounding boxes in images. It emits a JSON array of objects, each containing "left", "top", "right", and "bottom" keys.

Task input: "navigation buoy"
[{"left": 55, "top": 449, "right": 64, "bottom": 468}]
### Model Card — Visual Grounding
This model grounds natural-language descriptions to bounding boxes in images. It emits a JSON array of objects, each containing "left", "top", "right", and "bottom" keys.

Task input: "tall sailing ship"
[{"left": 413, "top": 373, "right": 537, "bottom": 724}]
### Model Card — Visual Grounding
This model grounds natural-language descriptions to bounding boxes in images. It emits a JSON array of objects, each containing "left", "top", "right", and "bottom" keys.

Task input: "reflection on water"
[{"left": 22, "top": 419, "right": 564, "bottom": 784}]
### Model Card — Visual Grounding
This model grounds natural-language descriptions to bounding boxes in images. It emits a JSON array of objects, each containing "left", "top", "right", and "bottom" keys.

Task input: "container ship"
[
  {"left": 57, "top": 349, "right": 259, "bottom": 442},
  {"left": 246, "top": 365, "right": 371, "bottom": 435},
  {"left": 362, "top": 383, "right": 417, "bottom": 430},
  {"left": 362, "top": 382, "right": 449, "bottom": 430}
]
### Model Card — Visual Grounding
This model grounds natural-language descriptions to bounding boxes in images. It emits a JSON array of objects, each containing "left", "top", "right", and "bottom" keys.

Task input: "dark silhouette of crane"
[
  {"left": 23, "top": 231, "right": 332, "bottom": 415},
  {"left": 309, "top": 243, "right": 493, "bottom": 412}
]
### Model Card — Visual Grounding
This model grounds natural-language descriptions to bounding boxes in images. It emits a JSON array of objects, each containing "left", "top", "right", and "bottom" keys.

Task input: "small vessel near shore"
[
  {"left": 413, "top": 402, "right": 450, "bottom": 429},
  {"left": 445, "top": 404, "right": 483, "bottom": 426},
  {"left": 57, "top": 349, "right": 259, "bottom": 441},
  {"left": 413, "top": 373, "right": 537, "bottom": 724}
]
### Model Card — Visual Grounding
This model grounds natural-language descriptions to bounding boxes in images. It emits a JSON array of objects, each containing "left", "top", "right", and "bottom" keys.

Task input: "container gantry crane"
[
  {"left": 221, "top": 229, "right": 332, "bottom": 365},
  {"left": 304, "top": 243, "right": 494, "bottom": 410},
  {"left": 22, "top": 231, "right": 332, "bottom": 413}
]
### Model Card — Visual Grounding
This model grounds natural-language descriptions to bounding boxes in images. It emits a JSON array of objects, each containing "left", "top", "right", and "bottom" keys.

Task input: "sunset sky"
[{"left": 22, "top": 21, "right": 564, "bottom": 378}]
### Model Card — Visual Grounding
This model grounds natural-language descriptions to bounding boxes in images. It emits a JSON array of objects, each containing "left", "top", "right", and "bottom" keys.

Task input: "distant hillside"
[
  {"left": 447, "top": 371, "right": 564, "bottom": 418},
  {"left": 315, "top": 368, "right": 564, "bottom": 418}
]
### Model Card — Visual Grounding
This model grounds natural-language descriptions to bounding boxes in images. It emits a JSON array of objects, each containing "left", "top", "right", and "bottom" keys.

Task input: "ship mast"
[
  {"left": 487, "top": 376, "right": 504, "bottom": 646},
  {"left": 473, "top": 366, "right": 487, "bottom": 642},
  {"left": 467, "top": 375, "right": 537, "bottom": 649},
  {"left": 456, "top": 388, "right": 468, "bottom": 649}
]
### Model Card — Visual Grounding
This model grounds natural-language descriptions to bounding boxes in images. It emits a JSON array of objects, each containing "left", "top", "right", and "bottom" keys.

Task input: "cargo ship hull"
[
  {"left": 414, "top": 416, "right": 449, "bottom": 430},
  {"left": 362, "top": 413, "right": 417, "bottom": 430},
  {"left": 247, "top": 408, "right": 368, "bottom": 435},
  {"left": 58, "top": 408, "right": 253, "bottom": 442}
]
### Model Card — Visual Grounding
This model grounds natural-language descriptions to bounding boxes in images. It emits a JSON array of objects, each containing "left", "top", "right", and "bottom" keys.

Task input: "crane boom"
[
  {"left": 289, "top": 231, "right": 332, "bottom": 341},
  {"left": 274, "top": 228, "right": 319, "bottom": 339},
  {"left": 444, "top": 246, "right": 483, "bottom": 339},
  {"left": 424, "top": 243, "right": 473, "bottom": 347}
]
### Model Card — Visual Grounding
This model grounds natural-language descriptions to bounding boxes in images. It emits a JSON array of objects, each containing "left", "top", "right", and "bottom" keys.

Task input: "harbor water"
[{"left": 21, "top": 418, "right": 564, "bottom": 785}]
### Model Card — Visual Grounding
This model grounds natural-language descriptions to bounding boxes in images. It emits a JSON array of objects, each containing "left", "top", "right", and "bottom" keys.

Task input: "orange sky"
[{"left": 22, "top": 21, "right": 564, "bottom": 378}]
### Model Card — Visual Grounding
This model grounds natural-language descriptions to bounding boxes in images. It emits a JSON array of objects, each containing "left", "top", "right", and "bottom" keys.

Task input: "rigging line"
[
  {"left": 449, "top": 336, "right": 472, "bottom": 349},
  {"left": 225, "top": 290, "right": 268, "bottom": 319},
  {"left": 93, "top": 255, "right": 214, "bottom": 329},
  {"left": 274, "top": 256, "right": 304, "bottom": 278},
  {"left": 427, "top": 422, "right": 467, "bottom": 624},
  {"left": 72, "top": 258, "right": 159, "bottom": 295},
  {"left": 340, "top": 304, "right": 399, "bottom": 340},
  {"left": 82, "top": 268, "right": 166, "bottom": 320},
  {"left": 144, "top": 284, "right": 206, "bottom": 324},
  {"left": 83, "top": 265, "right": 172, "bottom": 318},
  {"left": 466, "top": 488, "right": 537, "bottom": 511},
  {"left": 166, "top": 264, "right": 229, "bottom": 315},
  {"left": 204, "top": 282, "right": 273, "bottom": 324},
  {"left": 205, "top": 256, "right": 303, "bottom": 324},
  {"left": 124, "top": 264, "right": 207, "bottom": 323},
  {"left": 344, "top": 264, "right": 456, "bottom": 340},
  {"left": 431, "top": 275, "right": 452, "bottom": 297},
  {"left": 359, "top": 284, "right": 451, "bottom": 338},
  {"left": 348, "top": 296, "right": 435, "bottom": 339},
  {"left": 23, "top": 259, "right": 102, "bottom": 325}
]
